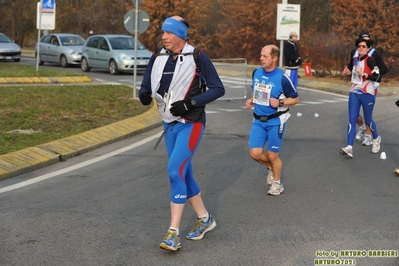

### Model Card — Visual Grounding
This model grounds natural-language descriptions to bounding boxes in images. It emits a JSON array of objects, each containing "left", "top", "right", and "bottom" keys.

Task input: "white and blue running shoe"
[
  {"left": 186, "top": 215, "right": 216, "bottom": 240},
  {"left": 159, "top": 230, "right": 181, "bottom": 251}
]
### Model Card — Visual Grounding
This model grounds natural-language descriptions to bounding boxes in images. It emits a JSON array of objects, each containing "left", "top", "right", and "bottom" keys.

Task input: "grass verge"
[
  {"left": 0, "top": 84, "right": 150, "bottom": 155},
  {"left": 0, "top": 62, "right": 150, "bottom": 155}
]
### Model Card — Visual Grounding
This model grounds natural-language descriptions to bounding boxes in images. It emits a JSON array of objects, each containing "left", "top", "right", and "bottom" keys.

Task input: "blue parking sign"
[{"left": 42, "top": 0, "right": 55, "bottom": 10}]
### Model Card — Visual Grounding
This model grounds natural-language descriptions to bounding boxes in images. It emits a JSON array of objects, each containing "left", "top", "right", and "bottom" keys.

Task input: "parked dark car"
[
  {"left": 81, "top": 34, "right": 152, "bottom": 74},
  {"left": 35, "top": 33, "right": 85, "bottom": 67},
  {"left": 0, "top": 33, "right": 21, "bottom": 62}
]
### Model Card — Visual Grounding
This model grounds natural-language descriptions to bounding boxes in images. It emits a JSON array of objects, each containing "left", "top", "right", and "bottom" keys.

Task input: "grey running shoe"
[
  {"left": 340, "top": 146, "right": 353, "bottom": 158},
  {"left": 394, "top": 167, "right": 399, "bottom": 176},
  {"left": 186, "top": 216, "right": 216, "bottom": 240},
  {"left": 355, "top": 127, "right": 365, "bottom": 141},
  {"left": 267, "top": 181, "right": 284, "bottom": 196},
  {"left": 159, "top": 230, "right": 181, "bottom": 251},
  {"left": 371, "top": 136, "right": 381, "bottom": 154},
  {"left": 362, "top": 134, "right": 372, "bottom": 146},
  {"left": 267, "top": 167, "right": 274, "bottom": 185}
]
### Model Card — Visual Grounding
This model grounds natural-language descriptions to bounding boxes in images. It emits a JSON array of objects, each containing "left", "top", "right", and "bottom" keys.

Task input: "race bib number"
[
  {"left": 253, "top": 83, "right": 272, "bottom": 106},
  {"left": 351, "top": 70, "right": 362, "bottom": 84},
  {"left": 351, "top": 60, "right": 364, "bottom": 84}
]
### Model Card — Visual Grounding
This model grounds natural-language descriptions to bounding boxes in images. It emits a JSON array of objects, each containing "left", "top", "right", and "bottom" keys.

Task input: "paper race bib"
[
  {"left": 253, "top": 83, "right": 272, "bottom": 106},
  {"left": 351, "top": 60, "right": 364, "bottom": 85}
]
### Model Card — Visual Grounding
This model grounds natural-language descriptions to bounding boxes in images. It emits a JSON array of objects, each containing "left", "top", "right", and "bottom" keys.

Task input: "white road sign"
[
  {"left": 37, "top": 2, "right": 56, "bottom": 30},
  {"left": 276, "top": 4, "right": 301, "bottom": 40}
]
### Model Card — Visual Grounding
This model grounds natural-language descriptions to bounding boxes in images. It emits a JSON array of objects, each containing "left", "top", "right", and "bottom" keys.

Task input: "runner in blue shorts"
[
  {"left": 246, "top": 45, "right": 300, "bottom": 196},
  {"left": 249, "top": 122, "right": 286, "bottom": 153}
]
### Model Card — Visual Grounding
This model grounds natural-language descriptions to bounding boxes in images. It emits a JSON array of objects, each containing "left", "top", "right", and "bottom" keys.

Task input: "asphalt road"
[
  {"left": 18, "top": 57, "right": 146, "bottom": 85},
  {"left": 18, "top": 57, "right": 250, "bottom": 100},
  {"left": 1, "top": 65, "right": 399, "bottom": 266}
]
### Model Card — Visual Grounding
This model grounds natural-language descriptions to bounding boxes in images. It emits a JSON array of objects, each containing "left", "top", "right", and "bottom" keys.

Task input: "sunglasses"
[{"left": 357, "top": 45, "right": 368, "bottom": 48}]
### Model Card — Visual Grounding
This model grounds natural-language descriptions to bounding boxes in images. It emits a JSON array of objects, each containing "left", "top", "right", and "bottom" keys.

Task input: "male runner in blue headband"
[{"left": 139, "top": 15, "right": 225, "bottom": 251}]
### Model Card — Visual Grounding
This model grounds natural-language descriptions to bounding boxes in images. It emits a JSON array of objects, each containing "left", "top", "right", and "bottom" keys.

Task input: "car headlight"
[
  {"left": 70, "top": 51, "right": 79, "bottom": 55},
  {"left": 119, "top": 53, "right": 131, "bottom": 60}
]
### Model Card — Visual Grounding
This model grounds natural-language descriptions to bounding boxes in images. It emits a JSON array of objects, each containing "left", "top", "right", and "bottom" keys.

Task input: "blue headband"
[{"left": 161, "top": 17, "right": 188, "bottom": 40}]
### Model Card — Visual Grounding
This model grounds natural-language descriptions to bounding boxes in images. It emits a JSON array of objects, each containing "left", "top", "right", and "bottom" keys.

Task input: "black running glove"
[
  {"left": 170, "top": 99, "right": 194, "bottom": 116},
  {"left": 139, "top": 91, "right": 152, "bottom": 105}
]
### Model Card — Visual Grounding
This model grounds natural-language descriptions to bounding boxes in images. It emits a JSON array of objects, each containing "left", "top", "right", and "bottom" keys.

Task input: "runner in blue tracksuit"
[
  {"left": 246, "top": 45, "right": 300, "bottom": 196},
  {"left": 139, "top": 16, "right": 224, "bottom": 251},
  {"left": 340, "top": 38, "right": 381, "bottom": 159},
  {"left": 343, "top": 32, "right": 388, "bottom": 146}
]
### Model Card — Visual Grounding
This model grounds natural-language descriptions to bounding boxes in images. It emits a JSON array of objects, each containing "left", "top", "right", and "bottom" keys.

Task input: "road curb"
[
  {"left": 0, "top": 103, "right": 162, "bottom": 181},
  {"left": 0, "top": 76, "right": 92, "bottom": 84}
]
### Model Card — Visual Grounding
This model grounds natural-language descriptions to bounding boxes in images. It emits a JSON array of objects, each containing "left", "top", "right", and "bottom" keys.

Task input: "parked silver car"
[
  {"left": 35, "top": 33, "right": 85, "bottom": 67},
  {"left": 81, "top": 34, "right": 152, "bottom": 75},
  {"left": 0, "top": 33, "right": 21, "bottom": 62}
]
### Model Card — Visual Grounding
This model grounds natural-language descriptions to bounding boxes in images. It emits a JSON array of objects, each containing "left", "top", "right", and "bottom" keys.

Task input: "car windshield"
[
  {"left": 0, "top": 34, "right": 12, "bottom": 43},
  {"left": 108, "top": 37, "right": 145, "bottom": 50},
  {"left": 59, "top": 36, "right": 85, "bottom": 46}
]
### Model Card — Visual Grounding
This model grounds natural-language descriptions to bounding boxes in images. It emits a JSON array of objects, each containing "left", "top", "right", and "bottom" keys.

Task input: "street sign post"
[
  {"left": 36, "top": 0, "right": 56, "bottom": 72},
  {"left": 123, "top": 1, "right": 150, "bottom": 99}
]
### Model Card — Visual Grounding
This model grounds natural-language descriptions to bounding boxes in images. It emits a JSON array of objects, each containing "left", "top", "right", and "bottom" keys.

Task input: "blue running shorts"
[{"left": 248, "top": 120, "right": 286, "bottom": 152}]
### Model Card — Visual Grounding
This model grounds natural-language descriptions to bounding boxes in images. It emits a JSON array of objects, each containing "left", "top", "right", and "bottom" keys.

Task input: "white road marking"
[
  {"left": 206, "top": 111, "right": 221, "bottom": 114},
  {"left": 334, "top": 98, "right": 348, "bottom": 101},
  {"left": 217, "top": 109, "right": 243, "bottom": 112},
  {"left": 0, "top": 132, "right": 163, "bottom": 194},
  {"left": 319, "top": 100, "right": 345, "bottom": 103},
  {"left": 229, "top": 85, "right": 246, "bottom": 89},
  {"left": 300, "top": 101, "right": 324, "bottom": 105},
  {"left": 298, "top": 86, "right": 347, "bottom": 98}
]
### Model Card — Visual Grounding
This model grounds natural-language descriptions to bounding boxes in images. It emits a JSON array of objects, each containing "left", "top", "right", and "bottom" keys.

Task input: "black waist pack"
[{"left": 253, "top": 109, "right": 289, "bottom": 122}]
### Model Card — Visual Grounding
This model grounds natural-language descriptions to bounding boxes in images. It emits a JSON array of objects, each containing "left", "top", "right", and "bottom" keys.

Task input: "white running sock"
[
  {"left": 169, "top": 227, "right": 179, "bottom": 236},
  {"left": 199, "top": 212, "right": 209, "bottom": 223}
]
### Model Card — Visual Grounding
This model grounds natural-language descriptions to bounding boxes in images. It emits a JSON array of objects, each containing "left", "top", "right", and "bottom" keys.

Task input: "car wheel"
[
  {"left": 109, "top": 59, "right": 120, "bottom": 75},
  {"left": 14, "top": 59, "right": 20, "bottom": 62},
  {"left": 60, "top": 55, "right": 68, "bottom": 67},
  {"left": 81, "top": 57, "right": 91, "bottom": 72},
  {"left": 36, "top": 53, "right": 44, "bottom": 65}
]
